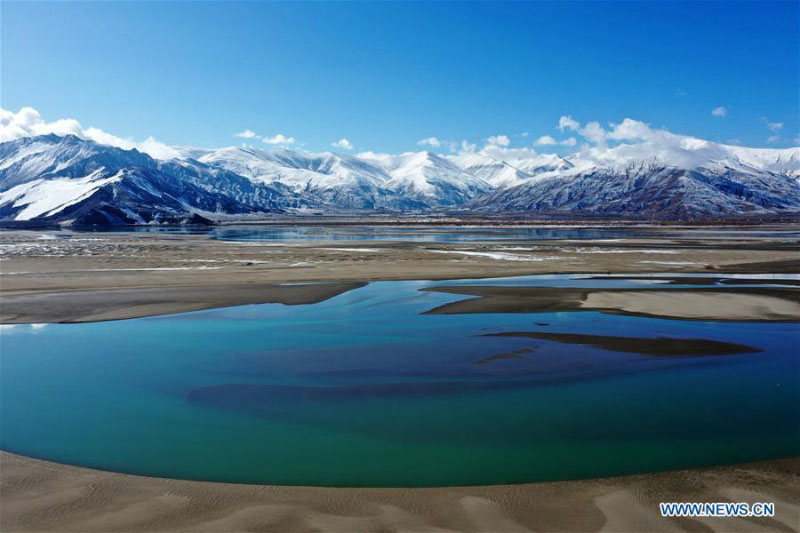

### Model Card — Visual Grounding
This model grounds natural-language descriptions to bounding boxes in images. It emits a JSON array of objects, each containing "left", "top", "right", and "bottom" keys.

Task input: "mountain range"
[{"left": 1, "top": 133, "right": 798, "bottom": 224}]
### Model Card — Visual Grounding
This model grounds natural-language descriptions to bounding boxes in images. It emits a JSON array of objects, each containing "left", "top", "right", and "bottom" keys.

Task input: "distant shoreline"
[{"left": 3, "top": 218, "right": 800, "bottom": 230}]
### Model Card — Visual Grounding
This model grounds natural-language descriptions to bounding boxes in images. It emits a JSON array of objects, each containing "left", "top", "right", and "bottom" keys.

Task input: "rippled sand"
[{"left": 2, "top": 452, "right": 798, "bottom": 532}]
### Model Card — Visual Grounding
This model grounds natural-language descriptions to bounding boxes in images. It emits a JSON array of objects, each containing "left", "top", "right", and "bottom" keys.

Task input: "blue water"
[
  {"left": 61, "top": 224, "right": 800, "bottom": 243},
  {"left": 1, "top": 275, "right": 798, "bottom": 487}
]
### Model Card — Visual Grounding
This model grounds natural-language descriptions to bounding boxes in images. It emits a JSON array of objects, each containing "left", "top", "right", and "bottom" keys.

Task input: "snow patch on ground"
[
  {"left": 573, "top": 248, "right": 679, "bottom": 254},
  {"left": 319, "top": 247, "right": 384, "bottom": 253},
  {"left": 429, "top": 250, "right": 564, "bottom": 261},
  {"left": 639, "top": 260, "right": 698, "bottom": 265}
]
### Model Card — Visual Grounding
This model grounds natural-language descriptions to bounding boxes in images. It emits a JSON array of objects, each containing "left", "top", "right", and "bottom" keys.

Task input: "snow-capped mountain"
[
  {"left": 359, "top": 151, "right": 492, "bottom": 206},
  {"left": 469, "top": 144, "right": 800, "bottom": 218},
  {"left": 192, "top": 146, "right": 423, "bottom": 210},
  {"left": 0, "top": 135, "right": 299, "bottom": 224},
  {"left": 193, "top": 147, "right": 491, "bottom": 209},
  {"left": 1, "top": 133, "right": 799, "bottom": 224}
]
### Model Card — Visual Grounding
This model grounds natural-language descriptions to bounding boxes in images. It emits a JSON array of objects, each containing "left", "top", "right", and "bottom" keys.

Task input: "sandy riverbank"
[
  {"left": 0, "top": 282, "right": 366, "bottom": 323},
  {"left": 1, "top": 229, "right": 798, "bottom": 323},
  {"left": 2, "top": 452, "right": 798, "bottom": 532}
]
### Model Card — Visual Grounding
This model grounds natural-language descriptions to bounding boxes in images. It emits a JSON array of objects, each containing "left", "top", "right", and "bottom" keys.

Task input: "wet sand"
[
  {"left": 423, "top": 286, "right": 800, "bottom": 322},
  {"left": 0, "top": 282, "right": 366, "bottom": 323},
  {"left": 2, "top": 452, "right": 798, "bottom": 533}
]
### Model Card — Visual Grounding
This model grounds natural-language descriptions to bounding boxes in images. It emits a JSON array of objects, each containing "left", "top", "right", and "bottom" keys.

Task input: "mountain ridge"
[{"left": 1, "top": 133, "right": 798, "bottom": 224}]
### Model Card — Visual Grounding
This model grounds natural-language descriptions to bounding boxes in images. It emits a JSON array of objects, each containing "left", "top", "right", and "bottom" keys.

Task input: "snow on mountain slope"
[
  {"left": 447, "top": 152, "right": 532, "bottom": 188},
  {"left": 198, "top": 147, "right": 387, "bottom": 189},
  {"left": 447, "top": 152, "right": 573, "bottom": 188},
  {"left": 508, "top": 153, "right": 574, "bottom": 176},
  {"left": 360, "top": 151, "right": 492, "bottom": 206},
  {"left": 0, "top": 134, "right": 153, "bottom": 189},
  {"left": 0, "top": 169, "right": 123, "bottom": 220},
  {"left": 196, "top": 146, "right": 416, "bottom": 210},
  {"left": 722, "top": 146, "right": 800, "bottom": 176},
  {"left": 199, "top": 147, "right": 493, "bottom": 208}
]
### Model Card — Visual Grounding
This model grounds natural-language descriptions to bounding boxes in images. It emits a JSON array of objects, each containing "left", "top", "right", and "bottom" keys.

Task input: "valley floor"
[{"left": 1, "top": 225, "right": 798, "bottom": 323}]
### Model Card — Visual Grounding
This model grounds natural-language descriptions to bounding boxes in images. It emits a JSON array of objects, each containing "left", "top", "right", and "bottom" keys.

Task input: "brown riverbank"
[{"left": 2, "top": 452, "right": 798, "bottom": 532}]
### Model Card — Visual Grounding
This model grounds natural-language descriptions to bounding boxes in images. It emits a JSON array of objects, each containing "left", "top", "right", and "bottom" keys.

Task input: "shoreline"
[
  {"left": 3, "top": 220, "right": 799, "bottom": 229},
  {"left": 4, "top": 275, "right": 799, "bottom": 324},
  {"left": 2, "top": 451, "right": 798, "bottom": 532},
  {"left": 1, "top": 229, "right": 798, "bottom": 324}
]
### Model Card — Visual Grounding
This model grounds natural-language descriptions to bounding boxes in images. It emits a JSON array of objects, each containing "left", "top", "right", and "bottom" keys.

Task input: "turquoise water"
[{"left": 1, "top": 275, "right": 798, "bottom": 487}]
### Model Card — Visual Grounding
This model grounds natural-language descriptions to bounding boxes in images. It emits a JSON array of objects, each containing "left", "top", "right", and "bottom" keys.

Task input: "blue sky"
[{"left": 2, "top": 1, "right": 798, "bottom": 152}]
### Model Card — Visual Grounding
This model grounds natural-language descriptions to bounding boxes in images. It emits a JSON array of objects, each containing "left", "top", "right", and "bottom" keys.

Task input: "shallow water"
[
  {"left": 1, "top": 274, "right": 798, "bottom": 487},
  {"left": 65, "top": 224, "right": 800, "bottom": 243}
]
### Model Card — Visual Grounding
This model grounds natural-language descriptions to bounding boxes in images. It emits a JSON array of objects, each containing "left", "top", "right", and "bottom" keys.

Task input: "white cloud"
[
  {"left": 235, "top": 129, "right": 258, "bottom": 139},
  {"left": 0, "top": 106, "right": 180, "bottom": 159},
  {"left": 711, "top": 106, "right": 727, "bottom": 118},
  {"left": 459, "top": 140, "right": 477, "bottom": 153},
  {"left": 331, "top": 138, "right": 353, "bottom": 150},
  {"left": 767, "top": 135, "right": 780, "bottom": 144},
  {"left": 558, "top": 115, "right": 580, "bottom": 132},
  {"left": 486, "top": 134, "right": 510, "bottom": 147},
  {"left": 607, "top": 118, "right": 653, "bottom": 141},
  {"left": 552, "top": 115, "right": 742, "bottom": 169},
  {"left": 535, "top": 134, "right": 576, "bottom": 147},
  {"left": 580, "top": 121, "right": 608, "bottom": 147},
  {"left": 262, "top": 134, "right": 295, "bottom": 145},
  {"left": 767, "top": 122, "right": 783, "bottom": 131},
  {"left": 136, "top": 137, "right": 183, "bottom": 160},
  {"left": 479, "top": 145, "right": 539, "bottom": 160},
  {"left": 417, "top": 136, "right": 441, "bottom": 148}
]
